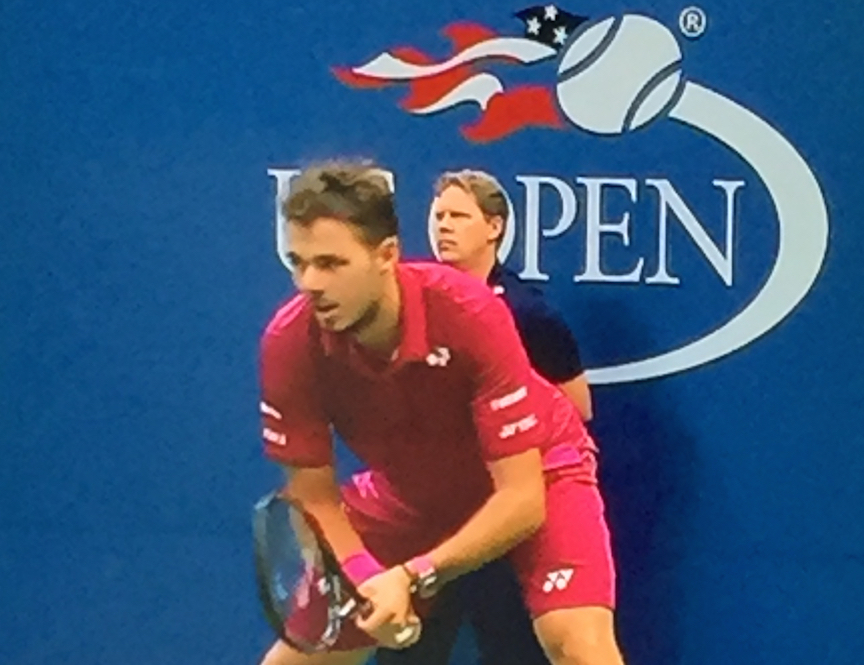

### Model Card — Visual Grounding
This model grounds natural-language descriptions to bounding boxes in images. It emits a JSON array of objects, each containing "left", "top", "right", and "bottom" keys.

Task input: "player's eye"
[{"left": 315, "top": 256, "right": 346, "bottom": 271}]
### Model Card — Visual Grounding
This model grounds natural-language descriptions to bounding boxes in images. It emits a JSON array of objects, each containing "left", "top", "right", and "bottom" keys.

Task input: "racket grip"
[{"left": 337, "top": 597, "right": 372, "bottom": 621}]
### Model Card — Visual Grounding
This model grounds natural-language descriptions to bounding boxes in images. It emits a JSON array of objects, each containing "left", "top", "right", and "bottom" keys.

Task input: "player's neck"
[
  {"left": 462, "top": 250, "right": 497, "bottom": 283},
  {"left": 354, "top": 272, "right": 401, "bottom": 357}
]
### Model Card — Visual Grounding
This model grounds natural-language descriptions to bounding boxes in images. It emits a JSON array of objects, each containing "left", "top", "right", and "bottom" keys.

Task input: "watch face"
[
  {"left": 418, "top": 585, "right": 436, "bottom": 599},
  {"left": 406, "top": 556, "right": 438, "bottom": 597},
  {"left": 417, "top": 572, "right": 438, "bottom": 598}
]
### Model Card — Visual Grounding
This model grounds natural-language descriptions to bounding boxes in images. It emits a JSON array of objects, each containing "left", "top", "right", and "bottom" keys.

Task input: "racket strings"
[{"left": 255, "top": 494, "right": 359, "bottom": 652}]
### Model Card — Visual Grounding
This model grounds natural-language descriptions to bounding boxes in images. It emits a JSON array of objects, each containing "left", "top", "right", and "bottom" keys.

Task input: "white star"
[
  {"left": 553, "top": 26, "right": 568, "bottom": 45},
  {"left": 526, "top": 16, "right": 541, "bottom": 35},
  {"left": 544, "top": 4, "right": 559, "bottom": 21}
]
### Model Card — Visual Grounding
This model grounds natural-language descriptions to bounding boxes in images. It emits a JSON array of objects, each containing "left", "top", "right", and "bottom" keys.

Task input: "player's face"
[
  {"left": 432, "top": 186, "right": 502, "bottom": 267},
  {"left": 286, "top": 217, "right": 396, "bottom": 333}
]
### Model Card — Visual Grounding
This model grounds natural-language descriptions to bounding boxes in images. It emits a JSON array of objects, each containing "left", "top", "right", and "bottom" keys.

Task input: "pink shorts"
[
  {"left": 508, "top": 471, "right": 616, "bottom": 618},
  {"left": 284, "top": 471, "right": 616, "bottom": 650}
]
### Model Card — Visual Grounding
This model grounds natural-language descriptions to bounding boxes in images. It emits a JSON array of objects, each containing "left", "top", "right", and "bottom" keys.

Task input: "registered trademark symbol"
[{"left": 679, "top": 6, "right": 707, "bottom": 39}]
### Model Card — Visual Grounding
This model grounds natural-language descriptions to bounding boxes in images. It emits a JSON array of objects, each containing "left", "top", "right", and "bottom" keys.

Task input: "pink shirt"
[{"left": 260, "top": 262, "right": 596, "bottom": 530}]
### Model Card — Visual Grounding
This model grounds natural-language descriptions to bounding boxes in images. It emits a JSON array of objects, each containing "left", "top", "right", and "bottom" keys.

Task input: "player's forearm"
[
  {"left": 298, "top": 498, "right": 367, "bottom": 562},
  {"left": 284, "top": 467, "right": 366, "bottom": 561},
  {"left": 424, "top": 481, "right": 545, "bottom": 582}
]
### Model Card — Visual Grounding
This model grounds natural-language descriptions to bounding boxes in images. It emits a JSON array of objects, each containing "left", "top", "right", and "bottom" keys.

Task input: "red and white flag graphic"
[{"left": 333, "top": 19, "right": 573, "bottom": 143}]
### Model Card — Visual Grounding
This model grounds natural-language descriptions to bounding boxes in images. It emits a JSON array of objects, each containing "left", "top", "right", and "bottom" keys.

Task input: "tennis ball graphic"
[{"left": 557, "top": 15, "right": 684, "bottom": 134}]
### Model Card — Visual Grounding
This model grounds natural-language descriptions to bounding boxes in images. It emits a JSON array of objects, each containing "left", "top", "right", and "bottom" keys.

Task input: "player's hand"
[{"left": 355, "top": 565, "right": 421, "bottom": 649}]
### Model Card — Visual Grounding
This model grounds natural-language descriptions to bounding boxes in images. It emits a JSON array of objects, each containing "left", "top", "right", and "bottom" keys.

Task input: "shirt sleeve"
[
  {"left": 462, "top": 296, "right": 549, "bottom": 461},
  {"left": 513, "top": 298, "right": 584, "bottom": 384},
  {"left": 259, "top": 313, "right": 333, "bottom": 468}
]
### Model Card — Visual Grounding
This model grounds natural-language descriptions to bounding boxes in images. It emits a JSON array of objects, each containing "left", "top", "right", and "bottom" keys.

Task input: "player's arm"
[
  {"left": 282, "top": 465, "right": 366, "bottom": 560},
  {"left": 557, "top": 373, "right": 593, "bottom": 422},
  {"left": 413, "top": 297, "right": 550, "bottom": 583},
  {"left": 519, "top": 300, "right": 593, "bottom": 421},
  {"left": 276, "top": 467, "right": 417, "bottom": 647},
  {"left": 422, "top": 447, "right": 545, "bottom": 583},
  {"left": 260, "top": 315, "right": 377, "bottom": 571},
  {"left": 261, "top": 310, "right": 417, "bottom": 647}
]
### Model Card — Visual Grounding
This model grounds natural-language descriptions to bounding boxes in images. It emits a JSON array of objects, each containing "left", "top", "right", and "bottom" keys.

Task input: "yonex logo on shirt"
[
  {"left": 542, "top": 568, "right": 574, "bottom": 593},
  {"left": 425, "top": 346, "right": 451, "bottom": 367}
]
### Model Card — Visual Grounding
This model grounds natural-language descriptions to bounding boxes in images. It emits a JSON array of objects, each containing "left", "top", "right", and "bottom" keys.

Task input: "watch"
[{"left": 402, "top": 555, "right": 439, "bottom": 598}]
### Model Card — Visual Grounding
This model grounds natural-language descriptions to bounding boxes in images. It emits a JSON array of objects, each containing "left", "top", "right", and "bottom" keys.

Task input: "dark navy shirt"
[{"left": 487, "top": 263, "right": 584, "bottom": 384}]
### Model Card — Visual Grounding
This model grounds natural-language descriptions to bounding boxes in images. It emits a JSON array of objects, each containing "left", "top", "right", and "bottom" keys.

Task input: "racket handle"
[
  {"left": 338, "top": 597, "right": 372, "bottom": 621},
  {"left": 357, "top": 599, "right": 374, "bottom": 620}
]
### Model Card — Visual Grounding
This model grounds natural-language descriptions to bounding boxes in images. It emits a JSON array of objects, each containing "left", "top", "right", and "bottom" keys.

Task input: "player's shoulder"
[
  {"left": 400, "top": 261, "right": 518, "bottom": 359},
  {"left": 262, "top": 293, "right": 318, "bottom": 350},
  {"left": 402, "top": 261, "right": 503, "bottom": 320}
]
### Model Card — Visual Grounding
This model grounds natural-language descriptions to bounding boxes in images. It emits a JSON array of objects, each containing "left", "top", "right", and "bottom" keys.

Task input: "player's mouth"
[
  {"left": 437, "top": 239, "right": 459, "bottom": 253},
  {"left": 314, "top": 302, "right": 338, "bottom": 313},
  {"left": 314, "top": 302, "right": 341, "bottom": 329}
]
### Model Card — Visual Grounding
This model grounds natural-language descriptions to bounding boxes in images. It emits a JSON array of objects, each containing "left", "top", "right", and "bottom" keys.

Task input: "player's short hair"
[
  {"left": 434, "top": 170, "right": 509, "bottom": 246},
  {"left": 283, "top": 160, "right": 398, "bottom": 246}
]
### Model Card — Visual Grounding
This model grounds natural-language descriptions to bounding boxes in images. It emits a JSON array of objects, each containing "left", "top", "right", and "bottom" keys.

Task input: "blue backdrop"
[{"left": 2, "top": 1, "right": 863, "bottom": 663}]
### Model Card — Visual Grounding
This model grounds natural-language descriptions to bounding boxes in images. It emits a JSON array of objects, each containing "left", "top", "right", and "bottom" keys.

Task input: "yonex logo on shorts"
[{"left": 542, "top": 568, "right": 574, "bottom": 593}]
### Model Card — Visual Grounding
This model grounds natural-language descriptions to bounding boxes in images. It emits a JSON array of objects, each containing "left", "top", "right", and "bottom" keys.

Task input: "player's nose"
[{"left": 295, "top": 264, "right": 327, "bottom": 293}]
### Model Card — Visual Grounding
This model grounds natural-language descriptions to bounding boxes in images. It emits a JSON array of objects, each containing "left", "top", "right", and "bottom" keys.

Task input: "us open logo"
[{"left": 269, "top": 7, "right": 828, "bottom": 385}]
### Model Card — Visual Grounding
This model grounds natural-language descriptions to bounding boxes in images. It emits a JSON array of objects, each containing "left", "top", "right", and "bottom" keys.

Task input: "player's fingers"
[
  {"left": 390, "top": 598, "right": 413, "bottom": 627},
  {"left": 356, "top": 576, "right": 382, "bottom": 600},
  {"left": 354, "top": 604, "right": 394, "bottom": 633}
]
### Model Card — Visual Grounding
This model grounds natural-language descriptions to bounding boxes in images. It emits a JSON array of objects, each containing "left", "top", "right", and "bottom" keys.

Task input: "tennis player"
[{"left": 258, "top": 160, "right": 623, "bottom": 665}]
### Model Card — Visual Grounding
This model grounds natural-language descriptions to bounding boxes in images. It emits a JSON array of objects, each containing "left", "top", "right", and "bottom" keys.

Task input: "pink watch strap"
[{"left": 406, "top": 554, "right": 435, "bottom": 577}]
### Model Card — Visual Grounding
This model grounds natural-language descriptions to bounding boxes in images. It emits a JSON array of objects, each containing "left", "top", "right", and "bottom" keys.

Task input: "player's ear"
[
  {"left": 375, "top": 236, "right": 400, "bottom": 273},
  {"left": 487, "top": 215, "right": 505, "bottom": 244}
]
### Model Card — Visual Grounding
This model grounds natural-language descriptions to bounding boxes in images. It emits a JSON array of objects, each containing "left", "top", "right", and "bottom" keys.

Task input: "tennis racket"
[{"left": 252, "top": 491, "right": 420, "bottom": 652}]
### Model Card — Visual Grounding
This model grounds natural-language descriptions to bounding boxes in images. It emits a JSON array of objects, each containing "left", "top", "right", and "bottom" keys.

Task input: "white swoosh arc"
[{"left": 588, "top": 82, "right": 829, "bottom": 384}]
